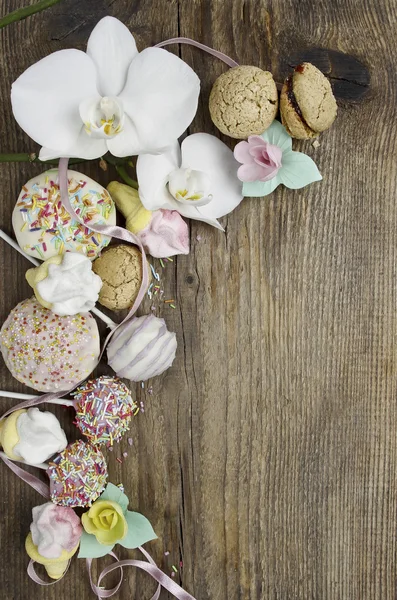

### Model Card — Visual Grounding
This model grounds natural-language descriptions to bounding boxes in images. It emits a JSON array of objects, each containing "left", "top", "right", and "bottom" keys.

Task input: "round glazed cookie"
[
  {"left": 209, "top": 66, "right": 278, "bottom": 139},
  {"left": 92, "top": 244, "right": 150, "bottom": 311},
  {"left": 12, "top": 169, "right": 116, "bottom": 260},
  {"left": 0, "top": 297, "right": 100, "bottom": 392},
  {"left": 280, "top": 63, "right": 337, "bottom": 139}
]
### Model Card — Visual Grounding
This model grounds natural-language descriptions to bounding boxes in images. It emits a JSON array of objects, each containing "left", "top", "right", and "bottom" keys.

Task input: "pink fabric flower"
[
  {"left": 234, "top": 136, "right": 282, "bottom": 182},
  {"left": 30, "top": 503, "right": 82, "bottom": 559}
]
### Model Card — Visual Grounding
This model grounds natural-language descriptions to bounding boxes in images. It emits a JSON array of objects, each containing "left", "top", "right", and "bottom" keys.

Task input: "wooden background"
[{"left": 0, "top": 0, "right": 396, "bottom": 598}]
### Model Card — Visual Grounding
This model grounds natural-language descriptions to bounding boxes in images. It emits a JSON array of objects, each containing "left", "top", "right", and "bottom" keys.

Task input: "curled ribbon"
[
  {"left": 0, "top": 451, "right": 50, "bottom": 498},
  {"left": 155, "top": 36, "right": 239, "bottom": 68},
  {"left": 88, "top": 546, "right": 196, "bottom": 600}
]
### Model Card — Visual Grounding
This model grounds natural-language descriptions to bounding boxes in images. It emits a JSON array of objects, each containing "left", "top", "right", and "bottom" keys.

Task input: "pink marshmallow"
[
  {"left": 139, "top": 209, "right": 189, "bottom": 258},
  {"left": 30, "top": 502, "right": 82, "bottom": 559}
]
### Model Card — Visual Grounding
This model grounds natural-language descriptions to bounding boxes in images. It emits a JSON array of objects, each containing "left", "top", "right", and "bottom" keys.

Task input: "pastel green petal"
[
  {"left": 261, "top": 120, "right": 292, "bottom": 154},
  {"left": 119, "top": 511, "right": 157, "bottom": 550},
  {"left": 99, "top": 483, "right": 129, "bottom": 513},
  {"left": 279, "top": 151, "right": 322, "bottom": 189},
  {"left": 242, "top": 176, "right": 280, "bottom": 197},
  {"left": 78, "top": 530, "right": 113, "bottom": 559}
]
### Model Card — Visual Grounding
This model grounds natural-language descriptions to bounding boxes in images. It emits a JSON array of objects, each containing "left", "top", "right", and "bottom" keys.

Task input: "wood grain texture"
[{"left": 1, "top": 0, "right": 397, "bottom": 598}]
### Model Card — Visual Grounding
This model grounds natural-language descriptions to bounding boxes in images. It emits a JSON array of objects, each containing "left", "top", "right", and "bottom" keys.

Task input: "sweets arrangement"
[{"left": 0, "top": 13, "right": 339, "bottom": 600}]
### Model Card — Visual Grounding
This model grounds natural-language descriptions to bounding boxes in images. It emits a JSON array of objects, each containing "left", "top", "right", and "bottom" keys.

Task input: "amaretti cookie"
[
  {"left": 209, "top": 66, "right": 278, "bottom": 139},
  {"left": 280, "top": 62, "right": 337, "bottom": 139},
  {"left": 92, "top": 244, "right": 150, "bottom": 311}
]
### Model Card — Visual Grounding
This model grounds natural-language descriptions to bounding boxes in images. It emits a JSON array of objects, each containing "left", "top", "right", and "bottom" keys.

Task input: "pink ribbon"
[
  {"left": 0, "top": 451, "right": 50, "bottom": 499},
  {"left": 88, "top": 546, "right": 195, "bottom": 600},
  {"left": 155, "top": 37, "right": 239, "bottom": 68},
  {"left": 27, "top": 558, "right": 71, "bottom": 585}
]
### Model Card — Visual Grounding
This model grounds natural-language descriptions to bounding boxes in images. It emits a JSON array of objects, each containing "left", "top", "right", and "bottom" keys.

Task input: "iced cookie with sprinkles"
[
  {"left": 0, "top": 297, "right": 100, "bottom": 392},
  {"left": 12, "top": 169, "right": 116, "bottom": 261},
  {"left": 48, "top": 440, "right": 107, "bottom": 507},
  {"left": 71, "top": 376, "right": 137, "bottom": 447}
]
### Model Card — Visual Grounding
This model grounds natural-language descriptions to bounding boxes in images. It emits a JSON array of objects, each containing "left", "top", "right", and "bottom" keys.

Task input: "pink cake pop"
[
  {"left": 48, "top": 440, "right": 107, "bottom": 507},
  {"left": 0, "top": 297, "right": 100, "bottom": 392}
]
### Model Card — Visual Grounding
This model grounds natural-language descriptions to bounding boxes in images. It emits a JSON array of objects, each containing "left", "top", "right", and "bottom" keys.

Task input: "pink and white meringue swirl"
[
  {"left": 139, "top": 209, "right": 189, "bottom": 258},
  {"left": 30, "top": 503, "right": 82, "bottom": 559},
  {"left": 107, "top": 314, "right": 177, "bottom": 381}
]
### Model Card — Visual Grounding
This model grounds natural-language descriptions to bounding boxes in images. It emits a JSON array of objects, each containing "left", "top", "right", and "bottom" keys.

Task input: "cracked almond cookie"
[
  {"left": 280, "top": 62, "right": 337, "bottom": 139},
  {"left": 209, "top": 65, "right": 278, "bottom": 139},
  {"left": 92, "top": 244, "right": 151, "bottom": 311}
]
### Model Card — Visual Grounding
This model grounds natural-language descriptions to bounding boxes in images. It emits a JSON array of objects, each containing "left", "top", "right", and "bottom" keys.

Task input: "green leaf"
[
  {"left": 78, "top": 530, "right": 114, "bottom": 559},
  {"left": 99, "top": 483, "right": 129, "bottom": 513},
  {"left": 279, "top": 151, "right": 322, "bottom": 189},
  {"left": 242, "top": 176, "right": 280, "bottom": 197},
  {"left": 262, "top": 120, "right": 292, "bottom": 154},
  {"left": 119, "top": 511, "right": 157, "bottom": 549}
]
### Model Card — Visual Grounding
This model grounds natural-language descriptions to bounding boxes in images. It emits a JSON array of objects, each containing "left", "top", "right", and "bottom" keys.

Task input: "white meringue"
[
  {"left": 14, "top": 408, "right": 67, "bottom": 466},
  {"left": 27, "top": 252, "right": 103, "bottom": 316},
  {"left": 107, "top": 314, "right": 177, "bottom": 381}
]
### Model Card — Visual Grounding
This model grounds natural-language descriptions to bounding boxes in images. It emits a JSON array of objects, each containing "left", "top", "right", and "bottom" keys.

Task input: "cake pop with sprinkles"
[
  {"left": 71, "top": 376, "right": 137, "bottom": 447},
  {"left": 0, "top": 297, "right": 100, "bottom": 392},
  {"left": 12, "top": 169, "right": 116, "bottom": 261},
  {"left": 48, "top": 440, "right": 108, "bottom": 507}
]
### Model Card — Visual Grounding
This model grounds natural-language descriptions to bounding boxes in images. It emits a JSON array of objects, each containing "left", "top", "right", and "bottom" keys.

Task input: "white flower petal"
[
  {"left": 105, "top": 114, "right": 140, "bottom": 157},
  {"left": 119, "top": 48, "right": 200, "bottom": 154},
  {"left": 86, "top": 16, "right": 138, "bottom": 96},
  {"left": 11, "top": 49, "right": 97, "bottom": 151},
  {"left": 39, "top": 128, "right": 108, "bottom": 160},
  {"left": 177, "top": 203, "right": 224, "bottom": 230},
  {"left": 137, "top": 143, "right": 181, "bottom": 210},
  {"left": 181, "top": 133, "right": 243, "bottom": 219}
]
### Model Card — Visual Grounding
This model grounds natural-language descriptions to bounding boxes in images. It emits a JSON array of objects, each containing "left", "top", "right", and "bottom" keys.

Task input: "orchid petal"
[
  {"left": 178, "top": 203, "right": 224, "bottom": 230},
  {"left": 119, "top": 47, "right": 200, "bottom": 154},
  {"left": 39, "top": 128, "right": 108, "bottom": 160},
  {"left": 87, "top": 16, "right": 138, "bottom": 96},
  {"left": 137, "top": 142, "right": 181, "bottom": 211},
  {"left": 11, "top": 49, "right": 97, "bottom": 150},
  {"left": 181, "top": 133, "right": 243, "bottom": 219},
  {"left": 106, "top": 114, "right": 140, "bottom": 157}
]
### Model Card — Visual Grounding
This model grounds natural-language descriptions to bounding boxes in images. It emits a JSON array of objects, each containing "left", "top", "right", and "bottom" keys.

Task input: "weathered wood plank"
[{"left": 0, "top": 0, "right": 397, "bottom": 598}]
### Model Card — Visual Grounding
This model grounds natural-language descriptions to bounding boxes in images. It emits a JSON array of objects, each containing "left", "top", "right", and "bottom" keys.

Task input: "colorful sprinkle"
[
  {"left": 48, "top": 440, "right": 107, "bottom": 508},
  {"left": 72, "top": 376, "right": 137, "bottom": 447},
  {"left": 0, "top": 298, "right": 99, "bottom": 392},
  {"left": 16, "top": 173, "right": 114, "bottom": 260}
]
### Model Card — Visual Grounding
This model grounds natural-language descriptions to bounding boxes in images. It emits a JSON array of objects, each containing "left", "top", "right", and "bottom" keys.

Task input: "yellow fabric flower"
[{"left": 82, "top": 500, "right": 128, "bottom": 545}]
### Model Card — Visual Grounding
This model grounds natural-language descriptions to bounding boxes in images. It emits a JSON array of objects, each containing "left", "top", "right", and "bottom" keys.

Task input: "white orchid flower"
[
  {"left": 137, "top": 133, "right": 243, "bottom": 229},
  {"left": 11, "top": 17, "right": 200, "bottom": 160}
]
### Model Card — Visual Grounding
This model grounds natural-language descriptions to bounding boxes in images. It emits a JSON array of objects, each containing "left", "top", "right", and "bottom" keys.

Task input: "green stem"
[
  {"left": 0, "top": 0, "right": 63, "bottom": 29},
  {"left": 116, "top": 165, "right": 138, "bottom": 189}
]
